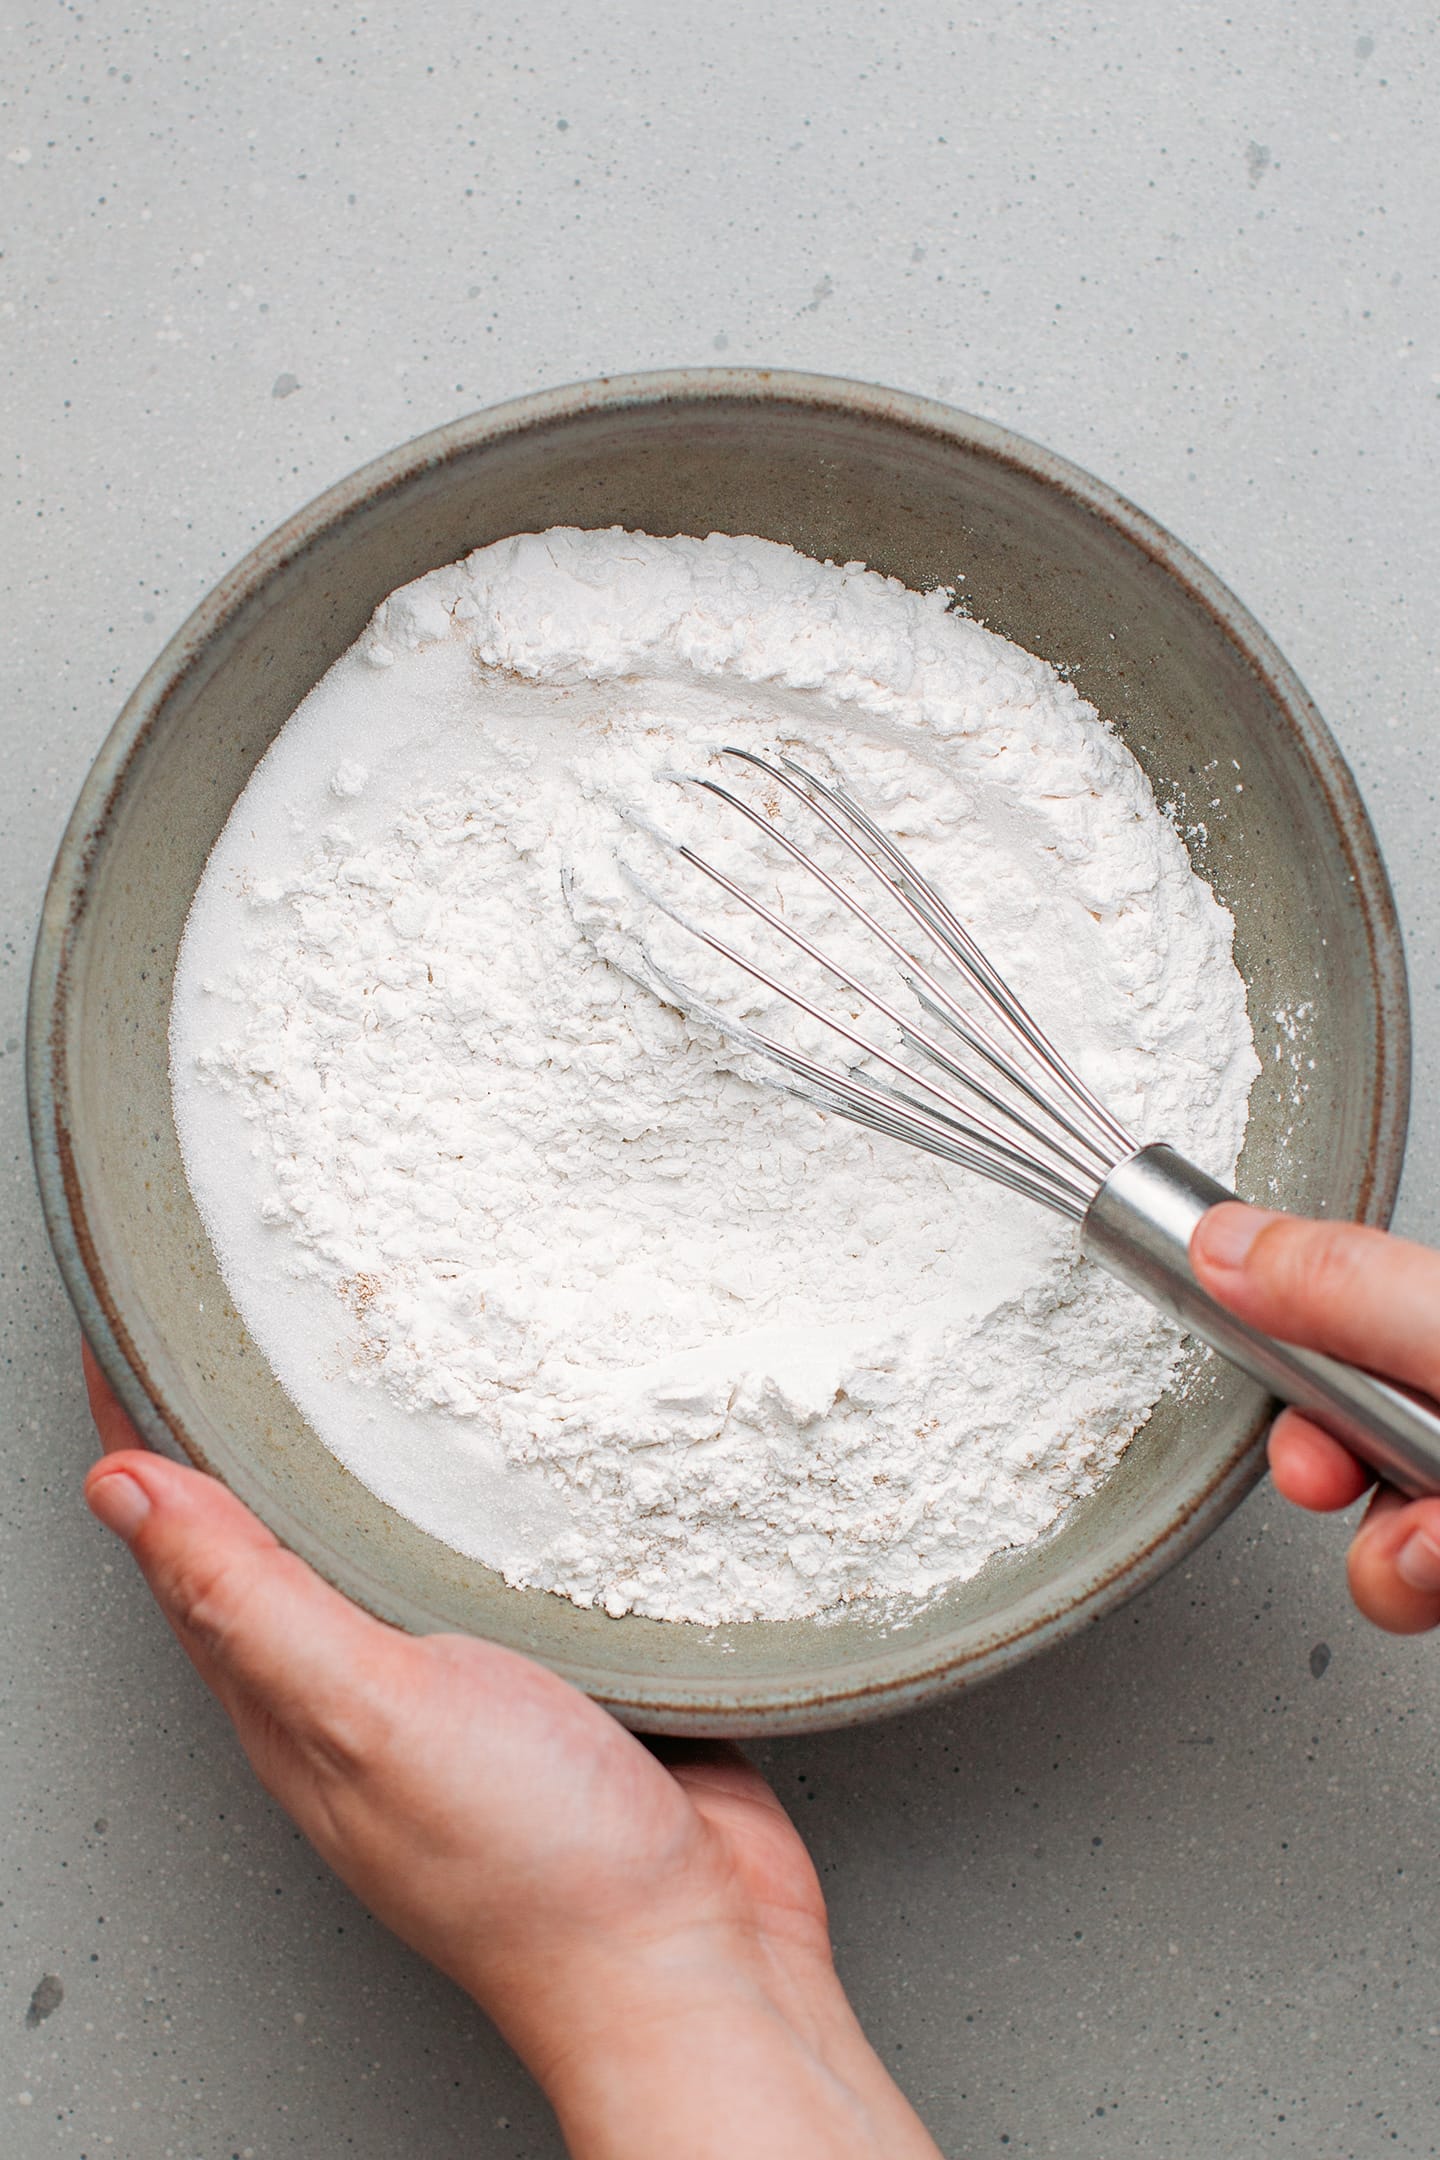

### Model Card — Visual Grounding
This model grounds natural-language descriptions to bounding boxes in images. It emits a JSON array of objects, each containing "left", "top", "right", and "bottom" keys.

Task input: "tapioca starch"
[{"left": 170, "top": 529, "right": 1257, "bottom": 1626}]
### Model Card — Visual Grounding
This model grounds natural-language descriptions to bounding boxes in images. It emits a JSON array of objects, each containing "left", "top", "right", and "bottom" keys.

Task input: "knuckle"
[
  {"left": 1264, "top": 1218, "right": 1359, "bottom": 1313},
  {"left": 161, "top": 1549, "right": 398, "bottom": 1778},
  {"left": 298, "top": 1695, "right": 397, "bottom": 1784},
  {"left": 162, "top": 1548, "right": 257, "bottom": 1661},
  {"left": 289, "top": 1617, "right": 410, "bottom": 1782}
]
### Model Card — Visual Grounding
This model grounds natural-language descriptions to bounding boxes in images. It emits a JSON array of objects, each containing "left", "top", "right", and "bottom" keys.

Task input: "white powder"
[{"left": 171, "top": 529, "right": 1258, "bottom": 1626}]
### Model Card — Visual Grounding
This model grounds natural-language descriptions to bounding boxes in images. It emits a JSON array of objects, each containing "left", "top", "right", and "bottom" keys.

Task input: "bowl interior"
[{"left": 34, "top": 376, "right": 1407, "bottom": 1732}]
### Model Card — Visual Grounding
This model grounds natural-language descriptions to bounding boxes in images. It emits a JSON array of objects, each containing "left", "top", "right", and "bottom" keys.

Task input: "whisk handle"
[{"left": 1082, "top": 1143, "right": 1440, "bottom": 1501}]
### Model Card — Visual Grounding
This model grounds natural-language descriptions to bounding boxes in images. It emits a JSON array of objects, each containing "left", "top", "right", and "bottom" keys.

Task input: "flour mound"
[{"left": 171, "top": 529, "right": 1258, "bottom": 1625}]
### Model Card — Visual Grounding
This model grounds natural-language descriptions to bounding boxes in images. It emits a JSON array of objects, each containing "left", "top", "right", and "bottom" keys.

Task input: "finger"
[
  {"left": 644, "top": 1736, "right": 779, "bottom": 1805},
  {"left": 1191, "top": 1204, "right": 1440, "bottom": 1396},
  {"left": 82, "top": 1338, "right": 145, "bottom": 1458},
  {"left": 1347, "top": 1490, "right": 1440, "bottom": 1635},
  {"left": 84, "top": 1449, "right": 410, "bottom": 1772},
  {"left": 1267, "top": 1408, "right": 1373, "bottom": 1513}
]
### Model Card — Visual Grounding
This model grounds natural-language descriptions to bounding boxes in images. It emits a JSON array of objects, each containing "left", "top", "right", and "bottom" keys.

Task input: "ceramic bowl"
[{"left": 28, "top": 370, "right": 1409, "bottom": 1734}]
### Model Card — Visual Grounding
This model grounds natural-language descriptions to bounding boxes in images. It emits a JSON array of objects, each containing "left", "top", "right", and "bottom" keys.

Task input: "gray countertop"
[{"left": 3, "top": 5, "right": 1438, "bottom": 2154}]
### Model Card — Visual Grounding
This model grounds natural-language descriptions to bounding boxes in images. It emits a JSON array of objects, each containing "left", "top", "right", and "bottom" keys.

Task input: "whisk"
[{"left": 628, "top": 746, "right": 1440, "bottom": 1499}]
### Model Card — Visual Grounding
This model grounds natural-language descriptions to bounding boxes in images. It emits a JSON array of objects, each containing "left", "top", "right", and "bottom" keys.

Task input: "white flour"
[{"left": 171, "top": 529, "right": 1258, "bottom": 1625}]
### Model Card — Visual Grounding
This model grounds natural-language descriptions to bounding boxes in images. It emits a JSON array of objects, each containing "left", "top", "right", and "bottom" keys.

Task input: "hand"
[
  {"left": 1190, "top": 1204, "right": 1440, "bottom": 1635},
  {"left": 80, "top": 1344, "right": 939, "bottom": 2160}
]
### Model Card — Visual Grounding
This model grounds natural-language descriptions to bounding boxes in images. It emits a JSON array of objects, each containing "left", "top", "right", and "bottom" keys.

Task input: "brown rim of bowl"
[{"left": 26, "top": 368, "right": 1412, "bottom": 1733}]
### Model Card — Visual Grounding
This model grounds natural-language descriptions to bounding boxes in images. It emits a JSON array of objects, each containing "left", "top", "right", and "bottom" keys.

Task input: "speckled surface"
[{"left": 3, "top": 5, "right": 1438, "bottom": 2155}]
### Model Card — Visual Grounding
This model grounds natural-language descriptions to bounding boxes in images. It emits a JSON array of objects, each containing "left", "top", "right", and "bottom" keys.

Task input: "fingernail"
[
  {"left": 1197, "top": 1204, "right": 1278, "bottom": 1271},
  {"left": 88, "top": 1471, "right": 152, "bottom": 1543},
  {"left": 1396, "top": 1530, "right": 1440, "bottom": 1594}
]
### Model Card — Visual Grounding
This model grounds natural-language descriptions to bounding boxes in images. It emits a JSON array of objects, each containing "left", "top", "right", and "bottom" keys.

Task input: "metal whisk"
[{"left": 630, "top": 746, "right": 1440, "bottom": 1500}]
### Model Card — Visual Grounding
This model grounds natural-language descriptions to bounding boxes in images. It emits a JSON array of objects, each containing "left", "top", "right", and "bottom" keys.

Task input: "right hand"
[{"left": 1190, "top": 1204, "right": 1440, "bottom": 1634}]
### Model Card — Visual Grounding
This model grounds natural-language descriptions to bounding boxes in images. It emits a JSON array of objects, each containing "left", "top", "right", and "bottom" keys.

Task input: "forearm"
[{"left": 495, "top": 1937, "right": 942, "bottom": 2160}]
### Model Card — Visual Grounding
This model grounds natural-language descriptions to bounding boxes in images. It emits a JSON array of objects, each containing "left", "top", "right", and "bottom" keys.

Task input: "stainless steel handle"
[{"left": 1082, "top": 1142, "right": 1440, "bottom": 1501}]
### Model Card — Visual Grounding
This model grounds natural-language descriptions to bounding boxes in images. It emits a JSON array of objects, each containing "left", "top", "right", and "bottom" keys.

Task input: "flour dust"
[{"left": 170, "top": 530, "right": 1258, "bottom": 1625}]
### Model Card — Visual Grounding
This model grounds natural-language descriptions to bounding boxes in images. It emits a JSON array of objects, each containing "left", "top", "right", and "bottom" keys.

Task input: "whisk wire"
[
  {"left": 626, "top": 864, "right": 1095, "bottom": 1215},
  {"left": 679, "top": 769, "right": 1111, "bottom": 1177},
  {"left": 709, "top": 750, "right": 1131, "bottom": 1166},
  {"left": 625, "top": 747, "right": 1138, "bottom": 1220},
  {"left": 659, "top": 833, "right": 1104, "bottom": 1191},
  {"left": 752, "top": 1051, "right": 1094, "bottom": 1217},
  {"left": 761, "top": 751, "right": 1135, "bottom": 1159}
]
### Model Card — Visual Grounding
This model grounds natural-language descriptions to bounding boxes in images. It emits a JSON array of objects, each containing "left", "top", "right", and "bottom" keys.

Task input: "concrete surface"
[{"left": 3, "top": 3, "right": 1438, "bottom": 2154}]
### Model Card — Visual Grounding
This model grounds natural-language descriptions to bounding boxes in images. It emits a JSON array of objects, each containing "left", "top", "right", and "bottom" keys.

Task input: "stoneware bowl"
[{"left": 29, "top": 370, "right": 1409, "bottom": 1735}]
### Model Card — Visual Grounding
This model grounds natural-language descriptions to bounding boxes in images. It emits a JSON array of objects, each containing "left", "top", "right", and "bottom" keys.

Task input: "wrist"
[{"left": 490, "top": 1925, "right": 938, "bottom": 2160}]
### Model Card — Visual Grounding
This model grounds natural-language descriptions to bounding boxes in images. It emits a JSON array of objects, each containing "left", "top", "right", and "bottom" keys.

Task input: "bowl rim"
[{"left": 27, "top": 367, "right": 1412, "bottom": 1732}]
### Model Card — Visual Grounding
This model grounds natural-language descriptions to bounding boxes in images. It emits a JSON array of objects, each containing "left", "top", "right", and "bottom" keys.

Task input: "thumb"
[
  {"left": 85, "top": 1451, "right": 408, "bottom": 1772},
  {"left": 1190, "top": 1204, "right": 1440, "bottom": 1398}
]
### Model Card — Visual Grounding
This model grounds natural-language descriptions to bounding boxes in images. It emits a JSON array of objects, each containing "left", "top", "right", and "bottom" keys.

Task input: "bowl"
[{"left": 28, "top": 370, "right": 1409, "bottom": 1735}]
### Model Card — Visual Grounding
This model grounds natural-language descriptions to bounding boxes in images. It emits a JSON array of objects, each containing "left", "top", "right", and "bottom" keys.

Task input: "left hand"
[{"left": 80, "top": 1342, "right": 940, "bottom": 2160}]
